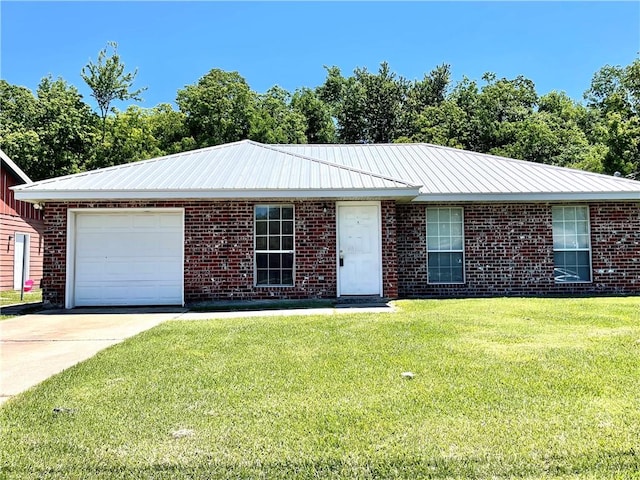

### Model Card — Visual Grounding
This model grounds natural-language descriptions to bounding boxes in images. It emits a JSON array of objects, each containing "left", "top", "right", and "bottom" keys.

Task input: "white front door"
[
  {"left": 13, "top": 233, "right": 29, "bottom": 290},
  {"left": 337, "top": 203, "right": 382, "bottom": 296}
]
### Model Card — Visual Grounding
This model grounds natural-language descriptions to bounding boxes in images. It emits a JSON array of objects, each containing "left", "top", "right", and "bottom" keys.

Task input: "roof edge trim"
[
  {"left": 14, "top": 187, "right": 421, "bottom": 203},
  {"left": 412, "top": 192, "right": 640, "bottom": 202}
]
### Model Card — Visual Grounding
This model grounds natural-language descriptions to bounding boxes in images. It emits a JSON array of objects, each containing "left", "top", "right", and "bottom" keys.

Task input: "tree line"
[{"left": 1, "top": 43, "right": 638, "bottom": 182}]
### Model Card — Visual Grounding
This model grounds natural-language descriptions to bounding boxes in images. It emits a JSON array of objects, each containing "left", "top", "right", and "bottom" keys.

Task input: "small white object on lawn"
[
  {"left": 171, "top": 428, "right": 194, "bottom": 439},
  {"left": 401, "top": 372, "right": 415, "bottom": 379}
]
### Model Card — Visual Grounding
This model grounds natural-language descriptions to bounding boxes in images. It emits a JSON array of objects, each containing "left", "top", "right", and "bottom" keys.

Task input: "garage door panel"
[{"left": 74, "top": 211, "right": 183, "bottom": 307}]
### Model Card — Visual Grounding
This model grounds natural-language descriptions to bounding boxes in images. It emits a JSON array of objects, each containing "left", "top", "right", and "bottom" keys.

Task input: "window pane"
[
  {"left": 576, "top": 208, "right": 588, "bottom": 221},
  {"left": 256, "top": 270, "right": 269, "bottom": 285},
  {"left": 269, "top": 271, "right": 281, "bottom": 284},
  {"left": 576, "top": 220, "right": 588, "bottom": 235},
  {"left": 256, "top": 221, "right": 267, "bottom": 235},
  {"left": 282, "top": 207, "right": 293, "bottom": 220},
  {"left": 282, "top": 221, "right": 293, "bottom": 234},
  {"left": 282, "top": 253, "right": 293, "bottom": 269},
  {"left": 269, "top": 207, "right": 281, "bottom": 220},
  {"left": 269, "top": 221, "right": 280, "bottom": 235},
  {"left": 427, "top": 209, "right": 439, "bottom": 223},
  {"left": 256, "top": 253, "right": 268, "bottom": 269},
  {"left": 564, "top": 208, "right": 576, "bottom": 221},
  {"left": 451, "top": 236, "right": 463, "bottom": 250},
  {"left": 256, "top": 237, "right": 267, "bottom": 250},
  {"left": 576, "top": 234, "right": 589, "bottom": 249},
  {"left": 438, "top": 237, "right": 452, "bottom": 250},
  {"left": 282, "top": 271, "right": 293, "bottom": 285},
  {"left": 282, "top": 236, "right": 294, "bottom": 250},
  {"left": 427, "top": 237, "right": 439, "bottom": 250},
  {"left": 255, "top": 206, "right": 268, "bottom": 220},
  {"left": 269, "top": 254, "right": 281, "bottom": 269},
  {"left": 269, "top": 236, "right": 280, "bottom": 250}
]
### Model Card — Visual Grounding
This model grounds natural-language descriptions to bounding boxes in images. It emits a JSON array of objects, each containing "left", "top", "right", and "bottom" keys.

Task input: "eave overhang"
[
  {"left": 13, "top": 187, "right": 422, "bottom": 203},
  {"left": 412, "top": 192, "right": 640, "bottom": 202}
]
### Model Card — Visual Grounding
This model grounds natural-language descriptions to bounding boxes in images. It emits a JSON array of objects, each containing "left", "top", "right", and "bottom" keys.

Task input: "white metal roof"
[
  {"left": 12, "top": 140, "right": 640, "bottom": 202},
  {"left": 275, "top": 143, "right": 640, "bottom": 201},
  {"left": 1, "top": 148, "right": 33, "bottom": 184}
]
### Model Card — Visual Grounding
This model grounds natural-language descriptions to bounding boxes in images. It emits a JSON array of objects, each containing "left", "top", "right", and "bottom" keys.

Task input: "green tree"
[
  {"left": 403, "top": 63, "right": 452, "bottom": 136},
  {"left": 176, "top": 69, "right": 256, "bottom": 147},
  {"left": 584, "top": 58, "right": 640, "bottom": 175},
  {"left": 291, "top": 87, "right": 336, "bottom": 143},
  {"left": 81, "top": 42, "right": 146, "bottom": 140},
  {"left": 318, "top": 62, "right": 408, "bottom": 143},
  {"left": 249, "top": 86, "right": 307, "bottom": 144},
  {"left": 0, "top": 77, "right": 97, "bottom": 180}
]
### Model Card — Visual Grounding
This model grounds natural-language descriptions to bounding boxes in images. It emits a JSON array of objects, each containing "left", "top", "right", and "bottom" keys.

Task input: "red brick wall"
[
  {"left": 381, "top": 200, "right": 398, "bottom": 298},
  {"left": 397, "top": 202, "right": 640, "bottom": 297},
  {"left": 184, "top": 200, "right": 337, "bottom": 302},
  {"left": 42, "top": 200, "right": 340, "bottom": 306},
  {"left": 42, "top": 200, "right": 639, "bottom": 307}
]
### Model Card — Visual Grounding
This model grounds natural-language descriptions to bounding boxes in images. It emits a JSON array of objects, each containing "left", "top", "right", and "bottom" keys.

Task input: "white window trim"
[
  {"left": 254, "top": 204, "right": 295, "bottom": 287},
  {"left": 552, "top": 205, "right": 593, "bottom": 284},
  {"left": 13, "top": 232, "right": 31, "bottom": 290},
  {"left": 426, "top": 207, "right": 465, "bottom": 285}
]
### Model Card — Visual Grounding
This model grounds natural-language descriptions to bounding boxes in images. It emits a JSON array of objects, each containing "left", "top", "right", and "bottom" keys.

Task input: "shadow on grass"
[{"left": 4, "top": 449, "right": 638, "bottom": 479}]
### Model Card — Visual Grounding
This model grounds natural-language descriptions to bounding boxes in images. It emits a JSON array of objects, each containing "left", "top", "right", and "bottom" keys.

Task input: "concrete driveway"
[{"left": 0, "top": 307, "right": 187, "bottom": 404}]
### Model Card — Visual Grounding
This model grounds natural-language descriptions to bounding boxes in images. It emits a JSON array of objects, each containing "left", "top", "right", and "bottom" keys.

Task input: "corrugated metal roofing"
[
  {"left": 274, "top": 143, "right": 640, "bottom": 199},
  {"left": 12, "top": 140, "right": 640, "bottom": 202}
]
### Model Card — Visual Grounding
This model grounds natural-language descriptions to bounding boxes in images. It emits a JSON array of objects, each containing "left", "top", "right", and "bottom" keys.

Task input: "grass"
[
  {"left": 1, "top": 297, "right": 639, "bottom": 479},
  {"left": 0, "top": 288, "right": 42, "bottom": 307}
]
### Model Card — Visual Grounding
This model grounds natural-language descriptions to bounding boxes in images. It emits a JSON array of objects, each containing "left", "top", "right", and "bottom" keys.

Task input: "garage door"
[{"left": 74, "top": 211, "right": 183, "bottom": 306}]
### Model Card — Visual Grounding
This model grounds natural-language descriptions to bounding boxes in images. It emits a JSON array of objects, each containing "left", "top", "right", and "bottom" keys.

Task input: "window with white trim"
[
  {"left": 255, "top": 205, "right": 294, "bottom": 286},
  {"left": 426, "top": 207, "right": 464, "bottom": 284},
  {"left": 552, "top": 205, "right": 591, "bottom": 283}
]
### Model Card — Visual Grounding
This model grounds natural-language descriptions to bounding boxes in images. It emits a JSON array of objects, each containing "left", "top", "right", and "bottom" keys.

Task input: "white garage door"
[{"left": 74, "top": 211, "right": 183, "bottom": 306}]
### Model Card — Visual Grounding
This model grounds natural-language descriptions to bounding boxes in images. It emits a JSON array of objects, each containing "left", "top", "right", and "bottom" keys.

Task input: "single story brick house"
[
  {"left": 1, "top": 148, "right": 43, "bottom": 292},
  {"left": 12, "top": 140, "right": 640, "bottom": 308}
]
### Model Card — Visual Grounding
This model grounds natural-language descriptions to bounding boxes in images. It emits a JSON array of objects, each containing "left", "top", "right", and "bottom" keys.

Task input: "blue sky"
[{"left": 1, "top": 1, "right": 639, "bottom": 112}]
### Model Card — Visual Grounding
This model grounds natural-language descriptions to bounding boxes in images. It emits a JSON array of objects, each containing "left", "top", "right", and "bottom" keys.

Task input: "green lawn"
[
  {"left": 1, "top": 297, "right": 639, "bottom": 479},
  {"left": 0, "top": 288, "right": 42, "bottom": 307}
]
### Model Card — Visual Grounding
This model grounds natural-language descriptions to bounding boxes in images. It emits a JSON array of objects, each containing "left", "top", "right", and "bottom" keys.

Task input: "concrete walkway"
[{"left": 0, "top": 304, "right": 394, "bottom": 404}]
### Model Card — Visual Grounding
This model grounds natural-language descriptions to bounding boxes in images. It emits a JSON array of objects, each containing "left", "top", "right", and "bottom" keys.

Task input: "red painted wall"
[{"left": 0, "top": 166, "right": 44, "bottom": 291}]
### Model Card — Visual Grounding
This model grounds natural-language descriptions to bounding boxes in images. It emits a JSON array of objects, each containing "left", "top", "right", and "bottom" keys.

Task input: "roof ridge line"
[{"left": 262, "top": 143, "right": 421, "bottom": 187}]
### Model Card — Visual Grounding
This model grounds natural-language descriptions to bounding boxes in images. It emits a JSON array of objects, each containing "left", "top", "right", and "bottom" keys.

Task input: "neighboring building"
[
  {"left": 12, "top": 140, "right": 640, "bottom": 308},
  {"left": 1, "top": 149, "right": 43, "bottom": 291}
]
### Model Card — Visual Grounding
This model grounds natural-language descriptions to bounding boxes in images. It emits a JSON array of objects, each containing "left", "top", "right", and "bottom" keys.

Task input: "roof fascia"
[
  {"left": 0, "top": 149, "right": 32, "bottom": 184},
  {"left": 14, "top": 187, "right": 421, "bottom": 203},
  {"left": 412, "top": 192, "right": 640, "bottom": 202}
]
